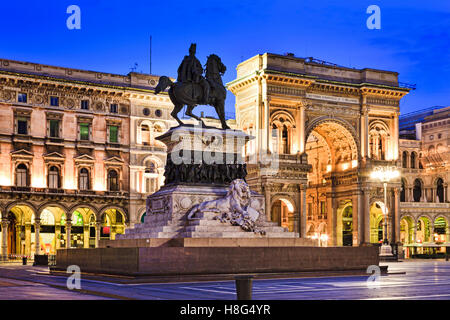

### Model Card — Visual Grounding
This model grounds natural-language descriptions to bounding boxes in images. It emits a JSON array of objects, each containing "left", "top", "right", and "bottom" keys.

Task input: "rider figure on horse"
[{"left": 177, "top": 43, "right": 210, "bottom": 104}]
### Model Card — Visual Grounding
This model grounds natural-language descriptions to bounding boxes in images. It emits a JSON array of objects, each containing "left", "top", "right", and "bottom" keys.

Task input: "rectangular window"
[
  {"left": 50, "top": 96, "right": 59, "bottom": 107},
  {"left": 81, "top": 100, "right": 89, "bottom": 110},
  {"left": 17, "top": 117, "right": 28, "bottom": 135},
  {"left": 109, "top": 125, "right": 118, "bottom": 143},
  {"left": 110, "top": 104, "right": 118, "bottom": 113},
  {"left": 79, "top": 123, "right": 90, "bottom": 140},
  {"left": 49, "top": 120, "right": 60, "bottom": 138},
  {"left": 18, "top": 93, "right": 27, "bottom": 103}
]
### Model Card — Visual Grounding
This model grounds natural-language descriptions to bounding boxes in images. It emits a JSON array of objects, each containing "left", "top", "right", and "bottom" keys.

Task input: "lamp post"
[{"left": 371, "top": 166, "right": 400, "bottom": 257}]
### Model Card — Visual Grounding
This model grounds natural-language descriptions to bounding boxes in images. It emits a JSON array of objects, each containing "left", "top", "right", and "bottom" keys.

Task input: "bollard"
[
  {"left": 235, "top": 275, "right": 254, "bottom": 300},
  {"left": 22, "top": 256, "right": 27, "bottom": 265}
]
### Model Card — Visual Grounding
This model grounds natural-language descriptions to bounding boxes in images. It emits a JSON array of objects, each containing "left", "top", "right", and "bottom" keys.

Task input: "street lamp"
[{"left": 370, "top": 166, "right": 400, "bottom": 257}]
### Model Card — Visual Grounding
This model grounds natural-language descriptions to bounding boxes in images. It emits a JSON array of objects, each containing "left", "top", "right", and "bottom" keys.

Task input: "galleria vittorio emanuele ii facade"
[{"left": 0, "top": 53, "right": 447, "bottom": 260}]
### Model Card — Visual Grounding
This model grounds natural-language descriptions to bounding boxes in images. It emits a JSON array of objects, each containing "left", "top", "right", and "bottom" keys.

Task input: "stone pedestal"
[{"left": 117, "top": 125, "right": 298, "bottom": 240}]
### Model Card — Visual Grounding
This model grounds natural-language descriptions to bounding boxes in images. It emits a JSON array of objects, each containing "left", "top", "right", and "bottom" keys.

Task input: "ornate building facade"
[
  {"left": 398, "top": 106, "right": 449, "bottom": 257},
  {"left": 228, "top": 53, "right": 412, "bottom": 248},
  {"left": 0, "top": 58, "right": 172, "bottom": 259}
]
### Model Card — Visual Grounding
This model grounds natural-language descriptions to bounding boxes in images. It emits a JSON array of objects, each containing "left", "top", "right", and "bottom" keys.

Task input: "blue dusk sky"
[{"left": 0, "top": 0, "right": 448, "bottom": 118}]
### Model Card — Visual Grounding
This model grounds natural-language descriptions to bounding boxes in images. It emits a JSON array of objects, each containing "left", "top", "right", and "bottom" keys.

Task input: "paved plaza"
[{"left": 0, "top": 260, "right": 448, "bottom": 300}]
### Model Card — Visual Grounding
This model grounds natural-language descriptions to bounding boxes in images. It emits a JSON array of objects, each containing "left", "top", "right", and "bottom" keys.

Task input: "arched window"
[
  {"left": 402, "top": 151, "right": 408, "bottom": 168},
  {"left": 410, "top": 152, "right": 417, "bottom": 169},
  {"left": 108, "top": 170, "right": 119, "bottom": 191},
  {"left": 48, "top": 166, "right": 60, "bottom": 189},
  {"left": 400, "top": 179, "right": 406, "bottom": 202},
  {"left": 16, "top": 163, "right": 28, "bottom": 187},
  {"left": 369, "top": 123, "right": 388, "bottom": 160},
  {"left": 141, "top": 124, "right": 150, "bottom": 145},
  {"left": 428, "top": 145, "right": 435, "bottom": 155},
  {"left": 436, "top": 178, "right": 444, "bottom": 203},
  {"left": 79, "top": 168, "right": 90, "bottom": 191},
  {"left": 413, "top": 179, "right": 422, "bottom": 202}
]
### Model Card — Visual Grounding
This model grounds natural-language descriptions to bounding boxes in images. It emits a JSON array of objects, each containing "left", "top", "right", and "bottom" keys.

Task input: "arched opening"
[
  {"left": 107, "top": 169, "right": 119, "bottom": 191},
  {"left": 410, "top": 152, "right": 417, "bottom": 169},
  {"left": 7, "top": 204, "right": 35, "bottom": 257},
  {"left": 15, "top": 163, "right": 29, "bottom": 187},
  {"left": 416, "top": 216, "right": 432, "bottom": 244},
  {"left": 402, "top": 151, "right": 408, "bottom": 168},
  {"left": 305, "top": 120, "right": 358, "bottom": 246},
  {"left": 140, "top": 211, "right": 147, "bottom": 223},
  {"left": 31, "top": 208, "right": 57, "bottom": 255},
  {"left": 400, "top": 179, "right": 406, "bottom": 202},
  {"left": 433, "top": 217, "right": 447, "bottom": 244},
  {"left": 400, "top": 216, "right": 415, "bottom": 258},
  {"left": 271, "top": 198, "right": 294, "bottom": 232},
  {"left": 342, "top": 205, "right": 353, "bottom": 246},
  {"left": 400, "top": 217, "right": 414, "bottom": 245},
  {"left": 436, "top": 178, "right": 444, "bottom": 203},
  {"left": 88, "top": 214, "right": 96, "bottom": 248},
  {"left": 61, "top": 210, "right": 85, "bottom": 248},
  {"left": 48, "top": 166, "right": 61, "bottom": 189},
  {"left": 413, "top": 179, "right": 422, "bottom": 202},
  {"left": 101, "top": 209, "right": 126, "bottom": 240},
  {"left": 370, "top": 202, "right": 385, "bottom": 244},
  {"left": 369, "top": 122, "right": 389, "bottom": 160}
]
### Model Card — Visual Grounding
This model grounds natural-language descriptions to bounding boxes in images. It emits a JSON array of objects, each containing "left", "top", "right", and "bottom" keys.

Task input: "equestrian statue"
[{"left": 154, "top": 43, "right": 230, "bottom": 130}]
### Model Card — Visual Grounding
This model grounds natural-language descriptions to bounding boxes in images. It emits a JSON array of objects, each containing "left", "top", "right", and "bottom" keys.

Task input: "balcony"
[{"left": 400, "top": 202, "right": 450, "bottom": 209}]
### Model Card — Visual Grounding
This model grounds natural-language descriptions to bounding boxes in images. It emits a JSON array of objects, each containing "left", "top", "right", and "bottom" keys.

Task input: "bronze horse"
[{"left": 154, "top": 54, "right": 230, "bottom": 130}]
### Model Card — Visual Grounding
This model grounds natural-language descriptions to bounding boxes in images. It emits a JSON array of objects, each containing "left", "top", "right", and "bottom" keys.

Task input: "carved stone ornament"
[{"left": 186, "top": 179, "right": 265, "bottom": 234}]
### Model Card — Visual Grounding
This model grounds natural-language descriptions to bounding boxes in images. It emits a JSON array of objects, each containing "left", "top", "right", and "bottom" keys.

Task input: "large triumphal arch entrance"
[{"left": 228, "top": 53, "right": 410, "bottom": 246}]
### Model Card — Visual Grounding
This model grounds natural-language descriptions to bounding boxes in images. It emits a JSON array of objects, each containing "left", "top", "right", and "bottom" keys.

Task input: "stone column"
[
  {"left": 55, "top": 224, "right": 61, "bottom": 250},
  {"left": 352, "top": 192, "right": 360, "bottom": 246},
  {"left": 446, "top": 226, "right": 450, "bottom": 243},
  {"left": 65, "top": 221, "right": 71, "bottom": 249},
  {"left": 361, "top": 102, "right": 369, "bottom": 160},
  {"left": 300, "top": 184, "right": 307, "bottom": 238},
  {"left": 34, "top": 219, "right": 41, "bottom": 256},
  {"left": 1, "top": 219, "right": 8, "bottom": 261},
  {"left": 95, "top": 222, "right": 101, "bottom": 248},
  {"left": 83, "top": 225, "right": 89, "bottom": 248},
  {"left": 393, "top": 188, "right": 400, "bottom": 244},
  {"left": 264, "top": 186, "right": 271, "bottom": 222},
  {"left": 299, "top": 104, "right": 305, "bottom": 154},
  {"left": 25, "top": 223, "right": 31, "bottom": 255},
  {"left": 363, "top": 188, "right": 371, "bottom": 245},
  {"left": 393, "top": 112, "right": 399, "bottom": 160}
]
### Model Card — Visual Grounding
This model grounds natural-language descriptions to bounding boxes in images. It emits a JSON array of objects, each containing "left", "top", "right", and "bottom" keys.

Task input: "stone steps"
[{"left": 119, "top": 230, "right": 297, "bottom": 239}]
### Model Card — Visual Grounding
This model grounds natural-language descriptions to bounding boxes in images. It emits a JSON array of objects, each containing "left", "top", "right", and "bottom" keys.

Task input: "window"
[
  {"left": 413, "top": 179, "right": 422, "bottom": 202},
  {"left": 438, "top": 133, "right": 442, "bottom": 139},
  {"left": 108, "top": 170, "right": 119, "bottom": 191},
  {"left": 48, "top": 166, "right": 60, "bottom": 189},
  {"left": 79, "top": 123, "right": 89, "bottom": 140},
  {"left": 141, "top": 124, "right": 150, "bottom": 145},
  {"left": 50, "top": 96, "right": 59, "bottom": 107},
  {"left": 411, "top": 152, "right": 416, "bottom": 169},
  {"left": 16, "top": 164, "right": 28, "bottom": 187},
  {"left": 49, "top": 120, "right": 60, "bottom": 138},
  {"left": 402, "top": 151, "right": 408, "bottom": 168},
  {"left": 18, "top": 93, "right": 27, "bottom": 103},
  {"left": 155, "top": 109, "right": 162, "bottom": 117},
  {"left": 79, "top": 168, "right": 90, "bottom": 190},
  {"left": 110, "top": 104, "right": 118, "bottom": 113},
  {"left": 81, "top": 100, "right": 89, "bottom": 110},
  {"left": 320, "top": 201, "right": 326, "bottom": 219},
  {"left": 109, "top": 126, "right": 118, "bottom": 143},
  {"left": 17, "top": 117, "right": 28, "bottom": 135}
]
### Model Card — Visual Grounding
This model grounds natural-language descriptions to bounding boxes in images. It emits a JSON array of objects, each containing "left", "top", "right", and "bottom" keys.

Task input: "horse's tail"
[{"left": 154, "top": 76, "right": 173, "bottom": 95}]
